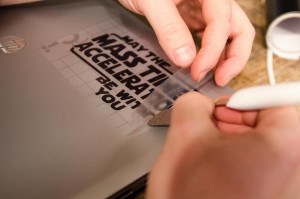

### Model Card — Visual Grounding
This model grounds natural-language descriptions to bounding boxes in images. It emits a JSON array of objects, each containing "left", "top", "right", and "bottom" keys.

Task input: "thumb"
[
  {"left": 147, "top": 92, "right": 217, "bottom": 199},
  {"left": 170, "top": 92, "right": 218, "bottom": 143},
  {"left": 138, "top": 0, "right": 196, "bottom": 67}
]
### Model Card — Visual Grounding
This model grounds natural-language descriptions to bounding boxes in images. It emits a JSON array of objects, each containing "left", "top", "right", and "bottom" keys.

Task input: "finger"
[
  {"left": 257, "top": 107, "right": 300, "bottom": 133},
  {"left": 170, "top": 92, "right": 218, "bottom": 143},
  {"left": 0, "top": 0, "right": 40, "bottom": 6},
  {"left": 216, "top": 121, "right": 254, "bottom": 134},
  {"left": 214, "top": 106, "right": 258, "bottom": 127},
  {"left": 215, "top": 47, "right": 227, "bottom": 68},
  {"left": 138, "top": 0, "right": 196, "bottom": 67},
  {"left": 214, "top": 1, "right": 255, "bottom": 86},
  {"left": 255, "top": 107, "right": 300, "bottom": 157},
  {"left": 191, "top": 0, "right": 232, "bottom": 82},
  {"left": 147, "top": 92, "right": 217, "bottom": 198},
  {"left": 177, "top": 0, "right": 204, "bottom": 30}
]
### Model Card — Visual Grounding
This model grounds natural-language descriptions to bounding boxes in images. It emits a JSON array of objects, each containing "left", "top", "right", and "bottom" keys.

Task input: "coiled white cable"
[
  {"left": 267, "top": 48, "right": 276, "bottom": 85},
  {"left": 265, "top": 12, "right": 300, "bottom": 85}
]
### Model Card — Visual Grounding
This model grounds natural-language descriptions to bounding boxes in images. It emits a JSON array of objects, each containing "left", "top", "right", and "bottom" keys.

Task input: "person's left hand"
[
  {"left": 146, "top": 92, "right": 300, "bottom": 199},
  {"left": 118, "top": 0, "right": 255, "bottom": 86}
]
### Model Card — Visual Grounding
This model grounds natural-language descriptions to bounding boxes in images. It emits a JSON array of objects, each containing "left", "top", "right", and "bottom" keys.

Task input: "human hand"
[
  {"left": 147, "top": 92, "right": 300, "bottom": 199},
  {"left": 0, "top": 0, "right": 40, "bottom": 6},
  {"left": 118, "top": 0, "right": 255, "bottom": 86}
]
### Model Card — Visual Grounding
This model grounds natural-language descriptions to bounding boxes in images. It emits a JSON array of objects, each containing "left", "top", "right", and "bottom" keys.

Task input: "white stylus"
[{"left": 226, "top": 81, "right": 300, "bottom": 110}]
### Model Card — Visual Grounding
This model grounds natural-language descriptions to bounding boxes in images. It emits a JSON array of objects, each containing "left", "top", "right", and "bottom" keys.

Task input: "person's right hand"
[
  {"left": 147, "top": 92, "right": 300, "bottom": 199},
  {"left": 118, "top": 0, "right": 255, "bottom": 86},
  {"left": 0, "top": 0, "right": 40, "bottom": 6}
]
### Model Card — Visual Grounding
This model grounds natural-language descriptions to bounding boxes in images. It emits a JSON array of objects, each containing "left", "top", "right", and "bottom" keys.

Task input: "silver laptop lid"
[{"left": 0, "top": 1, "right": 171, "bottom": 198}]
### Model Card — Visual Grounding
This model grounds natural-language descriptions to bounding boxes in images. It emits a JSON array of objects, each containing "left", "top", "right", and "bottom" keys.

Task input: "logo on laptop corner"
[{"left": 0, "top": 36, "right": 25, "bottom": 54}]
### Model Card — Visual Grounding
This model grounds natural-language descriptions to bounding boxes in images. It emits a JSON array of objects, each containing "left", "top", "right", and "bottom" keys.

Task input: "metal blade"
[{"left": 148, "top": 108, "right": 172, "bottom": 126}]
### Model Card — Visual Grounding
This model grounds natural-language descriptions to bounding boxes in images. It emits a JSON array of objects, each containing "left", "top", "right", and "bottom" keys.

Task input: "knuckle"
[
  {"left": 242, "top": 20, "right": 256, "bottom": 39},
  {"left": 120, "top": 0, "right": 142, "bottom": 14},
  {"left": 249, "top": 25, "right": 256, "bottom": 38},
  {"left": 222, "top": 20, "right": 232, "bottom": 36},
  {"left": 160, "top": 22, "right": 186, "bottom": 42},
  {"left": 174, "top": 92, "right": 200, "bottom": 105}
]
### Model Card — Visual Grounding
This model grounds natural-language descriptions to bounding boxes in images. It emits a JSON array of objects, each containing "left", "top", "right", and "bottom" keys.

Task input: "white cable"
[{"left": 267, "top": 48, "right": 276, "bottom": 85}]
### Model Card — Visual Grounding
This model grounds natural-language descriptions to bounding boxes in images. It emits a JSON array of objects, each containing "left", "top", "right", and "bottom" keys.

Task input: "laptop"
[
  {"left": 0, "top": 0, "right": 175, "bottom": 198},
  {"left": 0, "top": 1, "right": 233, "bottom": 198}
]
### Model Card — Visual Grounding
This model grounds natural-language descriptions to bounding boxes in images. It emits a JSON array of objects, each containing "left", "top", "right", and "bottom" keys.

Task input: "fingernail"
[
  {"left": 198, "top": 69, "right": 210, "bottom": 82},
  {"left": 218, "top": 74, "right": 234, "bottom": 87},
  {"left": 174, "top": 45, "right": 195, "bottom": 67}
]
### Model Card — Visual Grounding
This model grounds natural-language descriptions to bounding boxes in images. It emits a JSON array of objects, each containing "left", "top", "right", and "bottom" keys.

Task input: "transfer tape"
[{"left": 41, "top": 16, "right": 232, "bottom": 135}]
